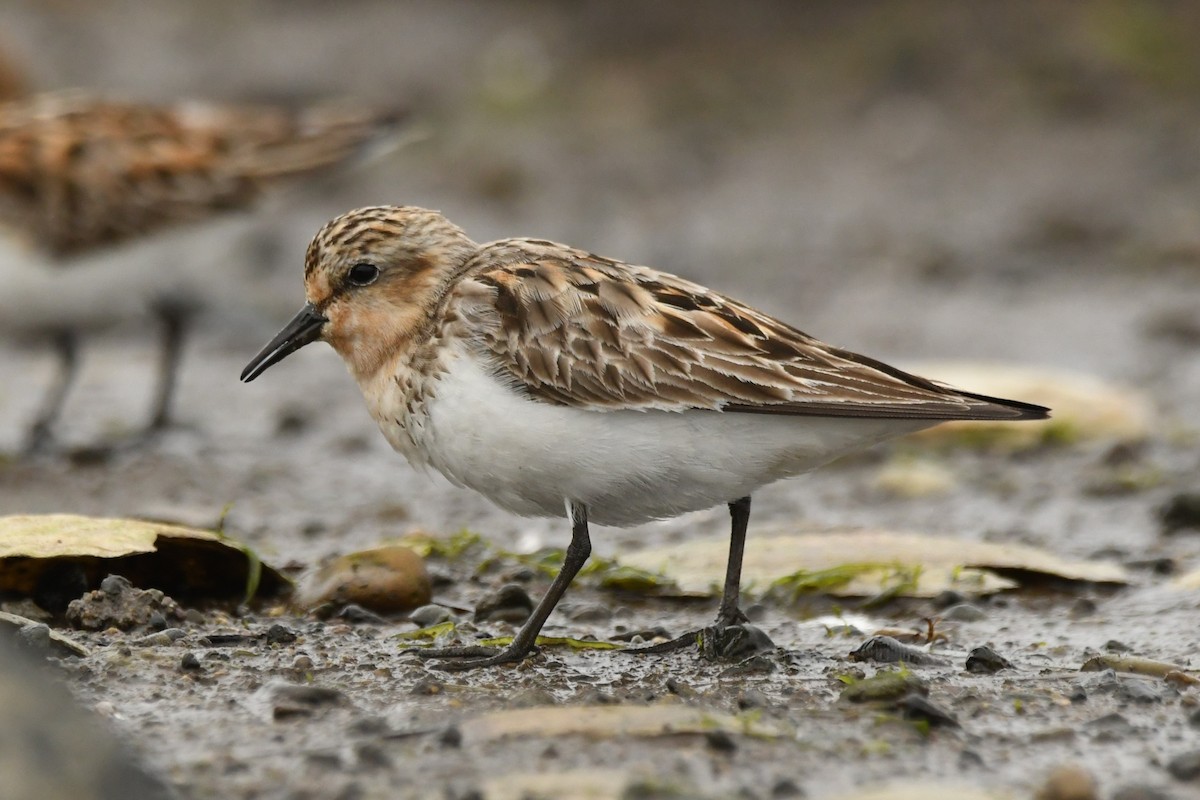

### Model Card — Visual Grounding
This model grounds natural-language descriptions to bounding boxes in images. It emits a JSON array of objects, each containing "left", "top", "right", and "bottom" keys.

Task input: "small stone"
[
  {"left": 564, "top": 603, "right": 610, "bottom": 623},
  {"left": 897, "top": 693, "right": 958, "bottom": 728},
  {"left": 14, "top": 623, "right": 51, "bottom": 654},
  {"left": 295, "top": 546, "right": 432, "bottom": 614},
  {"left": 292, "top": 655, "right": 314, "bottom": 672},
  {"left": 1069, "top": 598, "right": 1098, "bottom": 618},
  {"left": 147, "top": 612, "right": 167, "bottom": 630},
  {"left": 353, "top": 741, "right": 390, "bottom": 769},
  {"left": 409, "top": 604, "right": 452, "bottom": 627},
  {"left": 1161, "top": 493, "right": 1200, "bottom": 533},
  {"left": 965, "top": 645, "right": 1014, "bottom": 674},
  {"left": 1034, "top": 764, "right": 1098, "bottom": 800},
  {"left": 184, "top": 609, "right": 204, "bottom": 625},
  {"left": 335, "top": 604, "right": 387, "bottom": 624},
  {"left": 1167, "top": 750, "right": 1200, "bottom": 781},
  {"left": 1086, "top": 712, "right": 1135, "bottom": 740},
  {"left": 266, "top": 624, "right": 297, "bottom": 644},
  {"left": 1117, "top": 679, "right": 1162, "bottom": 704},
  {"left": 704, "top": 729, "right": 737, "bottom": 752},
  {"left": 101, "top": 575, "right": 132, "bottom": 596},
  {"left": 1189, "top": 708, "right": 1200, "bottom": 728},
  {"left": 1068, "top": 684, "right": 1088, "bottom": 703},
  {"left": 474, "top": 584, "right": 534, "bottom": 624},
  {"left": 133, "top": 628, "right": 185, "bottom": 647},
  {"left": 410, "top": 678, "right": 444, "bottom": 696},
  {"left": 930, "top": 590, "right": 967, "bottom": 609},
  {"left": 841, "top": 670, "right": 928, "bottom": 703},
  {"left": 943, "top": 602, "right": 986, "bottom": 622},
  {"left": 438, "top": 726, "right": 462, "bottom": 748},
  {"left": 737, "top": 689, "right": 769, "bottom": 710},
  {"left": 265, "top": 682, "right": 348, "bottom": 719},
  {"left": 1104, "top": 639, "right": 1132, "bottom": 653},
  {"left": 180, "top": 652, "right": 202, "bottom": 671},
  {"left": 770, "top": 777, "right": 805, "bottom": 798},
  {"left": 848, "top": 636, "right": 949, "bottom": 666}
]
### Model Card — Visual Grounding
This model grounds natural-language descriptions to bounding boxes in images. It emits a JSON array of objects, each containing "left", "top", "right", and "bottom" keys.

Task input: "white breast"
[{"left": 363, "top": 345, "right": 933, "bottom": 527}]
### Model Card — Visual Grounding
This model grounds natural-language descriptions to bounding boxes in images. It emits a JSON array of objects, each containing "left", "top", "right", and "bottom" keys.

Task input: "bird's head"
[{"left": 240, "top": 205, "right": 477, "bottom": 383}]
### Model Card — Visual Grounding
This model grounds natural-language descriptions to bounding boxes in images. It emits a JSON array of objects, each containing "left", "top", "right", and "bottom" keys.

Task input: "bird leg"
[
  {"left": 419, "top": 501, "right": 592, "bottom": 670},
  {"left": 146, "top": 297, "right": 192, "bottom": 434},
  {"left": 627, "top": 495, "right": 773, "bottom": 659},
  {"left": 22, "top": 330, "right": 80, "bottom": 456}
]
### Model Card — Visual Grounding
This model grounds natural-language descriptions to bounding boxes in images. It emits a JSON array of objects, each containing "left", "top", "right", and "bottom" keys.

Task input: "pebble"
[
  {"left": 133, "top": 628, "right": 186, "bottom": 647},
  {"left": 770, "top": 777, "right": 805, "bottom": 798},
  {"left": 438, "top": 725, "right": 463, "bottom": 748},
  {"left": 1086, "top": 712, "right": 1136, "bottom": 740},
  {"left": 1034, "top": 764, "right": 1098, "bottom": 800},
  {"left": 1161, "top": 493, "right": 1200, "bottom": 533},
  {"left": 295, "top": 546, "right": 432, "bottom": 614},
  {"left": 1167, "top": 750, "right": 1200, "bottom": 781},
  {"left": 943, "top": 602, "right": 986, "bottom": 622},
  {"left": 897, "top": 693, "right": 959, "bottom": 728},
  {"left": 15, "top": 623, "right": 51, "bottom": 654},
  {"left": 474, "top": 584, "right": 534, "bottom": 623},
  {"left": 266, "top": 624, "right": 297, "bottom": 644},
  {"left": 1189, "top": 708, "right": 1200, "bottom": 728},
  {"left": 409, "top": 604, "right": 452, "bottom": 627},
  {"left": 704, "top": 729, "right": 737, "bottom": 752},
  {"left": 265, "top": 682, "right": 348, "bottom": 719},
  {"left": 848, "top": 636, "right": 949, "bottom": 666},
  {"left": 930, "top": 590, "right": 968, "bottom": 609},
  {"left": 180, "top": 652, "right": 202, "bottom": 671},
  {"left": 1104, "top": 639, "right": 1132, "bottom": 653},
  {"left": 965, "top": 645, "right": 1014, "bottom": 674}
]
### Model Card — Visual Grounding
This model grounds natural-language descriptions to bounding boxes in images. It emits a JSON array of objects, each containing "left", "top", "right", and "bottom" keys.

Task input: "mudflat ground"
[{"left": 1, "top": 3, "right": 1199, "bottom": 799}]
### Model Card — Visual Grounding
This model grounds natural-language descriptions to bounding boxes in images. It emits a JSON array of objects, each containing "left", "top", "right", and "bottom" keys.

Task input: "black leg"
[
  {"left": 627, "top": 495, "right": 771, "bottom": 659},
  {"left": 716, "top": 496, "right": 751, "bottom": 627},
  {"left": 147, "top": 300, "right": 190, "bottom": 432},
  {"left": 420, "top": 501, "right": 592, "bottom": 670},
  {"left": 23, "top": 331, "right": 80, "bottom": 455}
]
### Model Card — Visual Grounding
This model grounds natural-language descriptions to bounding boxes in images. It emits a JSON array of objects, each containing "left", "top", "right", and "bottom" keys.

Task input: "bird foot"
[
  {"left": 415, "top": 643, "right": 537, "bottom": 671},
  {"left": 625, "top": 618, "right": 775, "bottom": 662}
]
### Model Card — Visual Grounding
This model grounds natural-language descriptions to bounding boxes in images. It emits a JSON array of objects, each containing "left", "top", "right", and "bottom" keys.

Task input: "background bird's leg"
[
  {"left": 146, "top": 297, "right": 193, "bottom": 433},
  {"left": 23, "top": 330, "right": 80, "bottom": 455},
  {"left": 716, "top": 495, "right": 752, "bottom": 627},
  {"left": 420, "top": 501, "right": 592, "bottom": 670}
]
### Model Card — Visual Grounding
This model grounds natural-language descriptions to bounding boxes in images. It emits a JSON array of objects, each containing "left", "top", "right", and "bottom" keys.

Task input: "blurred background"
[
  {"left": 2, "top": 5, "right": 1200, "bottom": 797},
  {"left": 0, "top": 0, "right": 1198, "bottom": 547}
]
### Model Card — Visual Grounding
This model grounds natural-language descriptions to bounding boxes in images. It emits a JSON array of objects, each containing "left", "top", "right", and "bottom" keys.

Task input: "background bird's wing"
[
  {"left": 0, "top": 92, "right": 404, "bottom": 256},
  {"left": 451, "top": 240, "right": 1047, "bottom": 421}
]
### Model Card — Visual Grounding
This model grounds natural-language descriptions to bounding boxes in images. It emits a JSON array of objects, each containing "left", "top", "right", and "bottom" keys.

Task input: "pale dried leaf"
[
  {"left": 463, "top": 704, "right": 784, "bottom": 744},
  {"left": 621, "top": 527, "right": 1127, "bottom": 600},
  {"left": 905, "top": 362, "right": 1152, "bottom": 448}
]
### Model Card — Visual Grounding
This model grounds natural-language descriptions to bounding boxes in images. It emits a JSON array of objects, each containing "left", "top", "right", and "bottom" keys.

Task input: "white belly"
[{"left": 367, "top": 351, "right": 933, "bottom": 527}]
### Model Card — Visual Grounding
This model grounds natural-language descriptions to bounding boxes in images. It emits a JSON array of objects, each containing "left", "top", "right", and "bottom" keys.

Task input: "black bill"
[{"left": 240, "top": 303, "right": 328, "bottom": 382}]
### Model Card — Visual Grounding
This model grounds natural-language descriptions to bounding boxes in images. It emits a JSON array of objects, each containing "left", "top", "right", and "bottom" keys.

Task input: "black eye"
[{"left": 347, "top": 262, "right": 379, "bottom": 287}]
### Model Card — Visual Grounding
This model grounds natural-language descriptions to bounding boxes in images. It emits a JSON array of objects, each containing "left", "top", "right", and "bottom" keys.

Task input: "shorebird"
[
  {"left": 242, "top": 205, "right": 1049, "bottom": 669},
  {"left": 0, "top": 92, "right": 404, "bottom": 454}
]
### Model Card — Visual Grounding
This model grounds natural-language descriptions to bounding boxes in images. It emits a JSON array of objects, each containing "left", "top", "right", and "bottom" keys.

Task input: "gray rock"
[
  {"left": 943, "top": 602, "right": 986, "bottom": 621},
  {"left": 474, "top": 584, "right": 534, "bottom": 623},
  {"left": 0, "top": 639, "right": 174, "bottom": 799},
  {"left": 409, "top": 604, "right": 452, "bottom": 627},
  {"left": 1167, "top": 750, "right": 1200, "bottom": 781}
]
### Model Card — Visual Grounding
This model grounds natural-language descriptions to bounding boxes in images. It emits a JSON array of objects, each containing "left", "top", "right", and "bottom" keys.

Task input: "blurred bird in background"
[{"left": 0, "top": 91, "right": 406, "bottom": 455}]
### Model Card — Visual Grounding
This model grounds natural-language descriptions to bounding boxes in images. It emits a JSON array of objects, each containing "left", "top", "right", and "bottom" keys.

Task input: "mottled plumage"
[
  {"left": 0, "top": 92, "right": 403, "bottom": 256},
  {"left": 243, "top": 205, "right": 1049, "bottom": 669},
  {"left": 2, "top": 94, "right": 404, "bottom": 453}
]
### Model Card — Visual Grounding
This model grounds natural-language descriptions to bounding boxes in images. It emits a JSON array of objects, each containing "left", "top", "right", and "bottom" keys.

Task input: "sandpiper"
[
  {"left": 242, "top": 205, "right": 1048, "bottom": 669},
  {"left": 0, "top": 92, "right": 404, "bottom": 453}
]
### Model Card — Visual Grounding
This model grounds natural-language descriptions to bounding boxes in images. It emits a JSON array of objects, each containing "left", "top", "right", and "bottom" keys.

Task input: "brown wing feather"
[
  {"left": 0, "top": 92, "right": 403, "bottom": 256},
  {"left": 450, "top": 239, "right": 1048, "bottom": 421}
]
